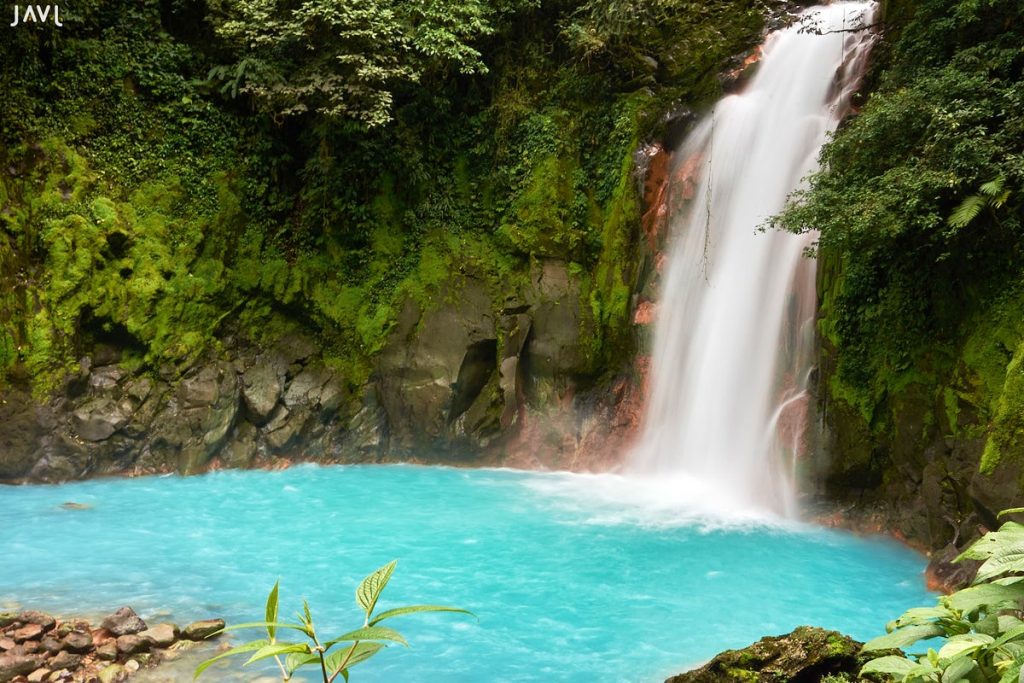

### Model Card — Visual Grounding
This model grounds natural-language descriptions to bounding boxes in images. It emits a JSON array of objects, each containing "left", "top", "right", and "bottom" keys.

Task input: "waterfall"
[{"left": 629, "top": 3, "right": 877, "bottom": 517}]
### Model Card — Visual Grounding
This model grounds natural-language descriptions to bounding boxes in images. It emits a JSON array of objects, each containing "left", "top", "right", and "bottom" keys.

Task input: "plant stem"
[{"left": 327, "top": 641, "right": 360, "bottom": 683}]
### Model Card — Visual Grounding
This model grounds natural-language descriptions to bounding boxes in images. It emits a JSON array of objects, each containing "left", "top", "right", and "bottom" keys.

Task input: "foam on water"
[{"left": 2, "top": 465, "right": 931, "bottom": 682}]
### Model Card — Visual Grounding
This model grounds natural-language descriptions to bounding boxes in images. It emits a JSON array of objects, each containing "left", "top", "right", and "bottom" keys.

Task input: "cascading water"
[{"left": 629, "top": 3, "right": 877, "bottom": 517}]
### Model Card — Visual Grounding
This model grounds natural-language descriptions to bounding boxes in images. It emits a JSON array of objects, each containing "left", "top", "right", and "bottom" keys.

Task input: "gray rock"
[
  {"left": 242, "top": 363, "right": 282, "bottom": 423},
  {"left": 71, "top": 398, "right": 131, "bottom": 441},
  {"left": 38, "top": 639, "right": 60, "bottom": 655},
  {"left": 27, "top": 668, "right": 50, "bottom": 683},
  {"left": 182, "top": 619, "right": 224, "bottom": 641},
  {"left": 0, "top": 653, "right": 41, "bottom": 681},
  {"left": 89, "top": 366, "right": 125, "bottom": 391},
  {"left": 180, "top": 366, "right": 220, "bottom": 407},
  {"left": 94, "top": 643, "right": 117, "bottom": 661},
  {"left": 101, "top": 607, "right": 146, "bottom": 637},
  {"left": 47, "top": 651, "right": 80, "bottom": 670},
  {"left": 60, "top": 631, "right": 91, "bottom": 654},
  {"left": 13, "top": 624, "right": 43, "bottom": 642},
  {"left": 139, "top": 623, "right": 177, "bottom": 648},
  {"left": 115, "top": 634, "right": 148, "bottom": 655},
  {"left": 17, "top": 612, "right": 55, "bottom": 632}
]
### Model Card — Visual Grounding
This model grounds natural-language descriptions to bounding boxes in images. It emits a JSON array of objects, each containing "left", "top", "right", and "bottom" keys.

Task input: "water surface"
[{"left": 1, "top": 465, "right": 930, "bottom": 681}]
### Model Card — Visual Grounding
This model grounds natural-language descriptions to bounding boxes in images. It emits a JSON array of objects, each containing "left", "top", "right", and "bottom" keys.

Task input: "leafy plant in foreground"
[
  {"left": 861, "top": 509, "right": 1024, "bottom": 682},
  {"left": 194, "top": 560, "right": 472, "bottom": 682}
]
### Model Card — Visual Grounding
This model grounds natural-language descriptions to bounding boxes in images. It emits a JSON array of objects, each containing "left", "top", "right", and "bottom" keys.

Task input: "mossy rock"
[{"left": 666, "top": 626, "right": 862, "bottom": 683}]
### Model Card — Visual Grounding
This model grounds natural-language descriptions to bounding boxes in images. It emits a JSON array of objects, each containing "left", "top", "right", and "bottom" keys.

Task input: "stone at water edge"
[
  {"left": 95, "top": 643, "right": 117, "bottom": 661},
  {"left": 60, "top": 631, "right": 91, "bottom": 654},
  {"left": 666, "top": 626, "right": 863, "bottom": 683},
  {"left": 0, "top": 653, "right": 42, "bottom": 681},
  {"left": 98, "top": 663, "right": 128, "bottom": 683},
  {"left": 101, "top": 607, "right": 146, "bottom": 637},
  {"left": 47, "top": 651, "right": 81, "bottom": 671},
  {"left": 17, "top": 613, "right": 55, "bottom": 632},
  {"left": 115, "top": 634, "right": 149, "bottom": 655},
  {"left": 12, "top": 624, "right": 43, "bottom": 643},
  {"left": 0, "top": 638, "right": 14, "bottom": 651},
  {"left": 27, "top": 668, "right": 50, "bottom": 682},
  {"left": 38, "top": 638, "right": 61, "bottom": 655},
  {"left": 139, "top": 623, "right": 178, "bottom": 648},
  {"left": 182, "top": 619, "right": 224, "bottom": 641}
]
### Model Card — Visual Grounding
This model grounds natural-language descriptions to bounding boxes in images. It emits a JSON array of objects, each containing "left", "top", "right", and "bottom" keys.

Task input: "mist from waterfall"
[{"left": 629, "top": 3, "right": 877, "bottom": 517}]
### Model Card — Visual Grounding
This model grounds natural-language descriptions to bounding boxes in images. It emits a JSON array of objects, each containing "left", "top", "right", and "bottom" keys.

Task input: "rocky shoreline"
[{"left": 0, "top": 608, "right": 223, "bottom": 683}]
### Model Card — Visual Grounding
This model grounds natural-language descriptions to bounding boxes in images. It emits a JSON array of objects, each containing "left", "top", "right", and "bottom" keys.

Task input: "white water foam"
[{"left": 629, "top": 3, "right": 877, "bottom": 518}]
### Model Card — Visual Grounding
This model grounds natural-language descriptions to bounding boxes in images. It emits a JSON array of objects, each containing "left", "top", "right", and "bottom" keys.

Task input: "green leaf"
[
  {"left": 266, "top": 581, "right": 280, "bottom": 641},
  {"left": 368, "top": 604, "right": 475, "bottom": 627},
  {"left": 998, "top": 508, "right": 1024, "bottom": 519},
  {"left": 937, "top": 633, "right": 993, "bottom": 661},
  {"left": 325, "top": 642, "right": 385, "bottom": 675},
  {"left": 998, "top": 661, "right": 1022, "bottom": 683},
  {"left": 979, "top": 175, "right": 1006, "bottom": 197},
  {"left": 243, "top": 642, "right": 311, "bottom": 666},
  {"left": 940, "top": 654, "right": 977, "bottom": 682},
  {"left": 997, "top": 615, "right": 1024, "bottom": 633},
  {"left": 284, "top": 651, "right": 320, "bottom": 675},
  {"left": 946, "top": 583, "right": 1024, "bottom": 613},
  {"left": 956, "top": 523, "right": 1024, "bottom": 562},
  {"left": 862, "top": 623, "right": 945, "bottom": 652},
  {"left": 193, "top": 639, "right": 268, "bottom": 679},
  {"left": 891, "top": 607, "right": 956, "bottom": 629},
  {"left": 218, "top": 620, "right": 310, "bottom": 636},
  {"left": 974, "top": 543, "right": 1024, "bottom": 583},
  {"left": 860, "top": 655, "right": 918, "bottom": 676},
  {"left": 948, "top": 194, "right": 985, "bottom": 229},
  {"left": 357, "top": 560, "right": 398, "bottom": 619},
  {"left": 324, "top": 626, "right": 408, "bottom": 648},
  {"left": 994, "top": 624, "right": 1024, "bottom": 647}
]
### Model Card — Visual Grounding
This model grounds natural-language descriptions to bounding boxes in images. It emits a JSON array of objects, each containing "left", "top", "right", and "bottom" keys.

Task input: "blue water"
[{"left": 1, "top": 465, "right": 930, "bottom": 682}]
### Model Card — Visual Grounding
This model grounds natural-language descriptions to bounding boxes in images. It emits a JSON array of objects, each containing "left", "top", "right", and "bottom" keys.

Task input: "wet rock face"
[
  {"left": 1, "top": 256, "right": 645, "bottom": 479},
  {"left": 666, "top": 626, "right": 863, "bottom": 683},
  {"left": 0, "top": 334, "right": 353, "bottom": 482}
]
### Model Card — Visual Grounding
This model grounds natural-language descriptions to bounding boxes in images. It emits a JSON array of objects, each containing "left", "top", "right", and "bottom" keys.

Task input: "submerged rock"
[
  {"left": 666, "top": 626, "right": 862, "bottom": 683},
  {"left": 182, "top": 619, "right": 224, "bottom": 641}
]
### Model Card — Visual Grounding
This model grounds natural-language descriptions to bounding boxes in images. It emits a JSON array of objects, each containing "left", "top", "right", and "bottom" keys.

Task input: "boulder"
[
  {"left": 100, "top": 608, "right": 146, "bottom": 637},
  {"left": 98, "top": 663, "right": 128, "bottom": 683},
  {"left": 0, "top": 639, "right": 14, "bottom": 652},
  {"left": 71, "top": 398, "right": 131, "bottom": 441},
  {"left": 12, "top": 624, "right": 43, "bottom": 643},
  {"left": 60, "top": 631, "right": 91, "bottom": 654},
  {"left": 0, "top": 653, "right": 41, "bottom": 682},
  {"left": 139, "top": 623, "right": 177, "bottom": 648},
  {"left": 666, "top": 626, "right": 862, "bottom": 683},
  {"left": 38, "top": 639, "right": 60, "bottom": 655},
  {"left": 17, "top": 613, "right": 54, "bottom": 632},
  {"left": 47, "top": 651, "right": 80, "bottom": 671},
  {"left": 115, "top": 634, "right": 148, "bottom": 655},
  {"left": 27, "top": 668, "right": 50, "bottom": 683},
  {"left": 94, "top": 643, "right": 117, "bottom": 661},
  {"left": 182, "top": 619, "right": 224, "bottom": 641},
  {"left": 242, "top": 363, "right": 282, "bottom": 424}
]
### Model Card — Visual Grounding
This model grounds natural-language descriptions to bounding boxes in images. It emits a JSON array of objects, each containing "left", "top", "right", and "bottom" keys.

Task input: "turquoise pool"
[{"left": 0, "top": 465, "right": 931, "bottom": 681}]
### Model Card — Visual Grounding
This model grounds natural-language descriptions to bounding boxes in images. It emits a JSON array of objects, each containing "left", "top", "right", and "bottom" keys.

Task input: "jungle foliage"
[
  {"left": 861, "top": 510, "right": 1024, "bottom": 682},
  {"left": 774, "top": 0, "right": 1024, "bottom": 472},
  {"left": 0, "top": 0, "right": 765, "bottom": 394}
]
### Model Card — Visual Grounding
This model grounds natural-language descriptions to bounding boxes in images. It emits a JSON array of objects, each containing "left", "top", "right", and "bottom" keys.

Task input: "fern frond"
[
  {"left": 979, "top": 174, "right": 1006, "bottom": 197},
  {"left": 948, "top": 194, "right": 986, "bottom": 229}
]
